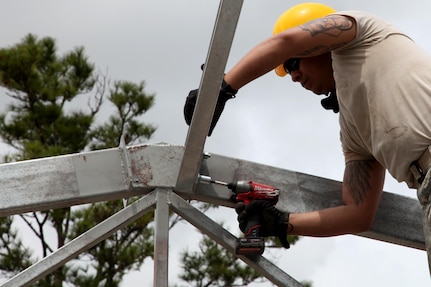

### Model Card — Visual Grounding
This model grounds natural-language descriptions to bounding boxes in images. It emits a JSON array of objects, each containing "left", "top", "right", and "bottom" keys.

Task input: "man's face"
[{"left": 288, "top": 53, "right": 335, "bottom": 95}]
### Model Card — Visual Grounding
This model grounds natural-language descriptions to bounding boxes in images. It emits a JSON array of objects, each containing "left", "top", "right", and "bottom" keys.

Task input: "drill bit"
[{"left": 198, "top": 174, "right": 228, "bottom": 186}]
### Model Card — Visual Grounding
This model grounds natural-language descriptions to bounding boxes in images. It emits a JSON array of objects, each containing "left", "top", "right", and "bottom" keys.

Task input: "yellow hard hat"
[{"left": 273, "top": 2, "right": 336, "bottom": 77}]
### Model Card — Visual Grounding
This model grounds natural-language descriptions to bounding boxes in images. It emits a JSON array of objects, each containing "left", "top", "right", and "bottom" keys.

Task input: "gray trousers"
[{"left": 418, "top": 169, "right": 431, "bottom": 275}]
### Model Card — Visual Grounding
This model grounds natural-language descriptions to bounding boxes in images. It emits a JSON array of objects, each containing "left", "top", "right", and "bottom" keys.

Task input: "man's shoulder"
[{"left": 331, "top": 10, "right": 378, "bottom": 19}]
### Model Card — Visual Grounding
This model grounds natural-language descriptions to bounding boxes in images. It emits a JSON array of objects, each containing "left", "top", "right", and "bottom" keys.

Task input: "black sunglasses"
[{"left": 283, "top": 58, "right": 301, "bottom": 74}]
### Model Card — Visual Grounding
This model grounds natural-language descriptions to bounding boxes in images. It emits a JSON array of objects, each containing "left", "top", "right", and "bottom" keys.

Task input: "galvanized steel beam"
[
  {"left": 0, "top": 188, "right": 304, "bottom": 287},
  {"left": 196, "top": 152, "right": 425, "bottom": 250},
  {"left": 168, "top": 190, "right": 303, "bottom": 287},
  {"left": 0, "top": 144, "right": 183, "bottom": 217},
  {"left": 0, "top": 144, "right": 424, "bottom": 250},
  {"left": 154, "top": 190, "right": 170, "bottom": 287},
  {"left": 0, "top": 192, "right": 157, "bottom": 287},
  {"left": 176, "top": 0, "right": 244, "bottom": 193},
  {"left": 0, "top": 143, "right": 424, "bottom": 285}
]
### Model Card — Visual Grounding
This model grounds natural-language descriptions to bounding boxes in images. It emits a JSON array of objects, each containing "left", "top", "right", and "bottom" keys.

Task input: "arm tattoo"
[
  {"left": 344, "top": 160, "right": 373, "bottom": 205},
  {"left": 299, "top": 15, "right": 354, "bottom": 37},
  {"left": 296, "top": 15, "right": 354, "bottom": 56}
]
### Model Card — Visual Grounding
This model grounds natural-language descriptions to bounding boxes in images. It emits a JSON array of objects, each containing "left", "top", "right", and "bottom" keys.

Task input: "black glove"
[
  {"left": 235, "top": 200, "right": 291, "bottom": 249},
  {"left": 183, "top": 79, "right": 237, "bottom": 136}
]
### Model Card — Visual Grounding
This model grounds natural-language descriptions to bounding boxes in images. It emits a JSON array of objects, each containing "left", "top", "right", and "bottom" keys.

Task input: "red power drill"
[{"left": 199, "top": 175, "right": 280, "bottom": 255}]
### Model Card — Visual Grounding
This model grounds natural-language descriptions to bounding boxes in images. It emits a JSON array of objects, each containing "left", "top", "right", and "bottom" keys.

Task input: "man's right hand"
[
  {"left": 183, "top": 79, "right": 237, "bottom": 137},
  {"left": 235, "top": 200, "right": 291, "bottom": 249}
]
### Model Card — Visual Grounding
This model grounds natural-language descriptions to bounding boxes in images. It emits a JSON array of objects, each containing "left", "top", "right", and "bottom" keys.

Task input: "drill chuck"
[{"left": 227, "top": 181, "right": 252, "bottom": 193}]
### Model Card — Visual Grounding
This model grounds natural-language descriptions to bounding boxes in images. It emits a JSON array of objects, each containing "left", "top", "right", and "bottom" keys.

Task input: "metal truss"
[
  {"left": 0, "top": 0, "right": 426, "bottom": 286},
  {"left": 0, "top": 142, "right": 424, "bottom": 286}
]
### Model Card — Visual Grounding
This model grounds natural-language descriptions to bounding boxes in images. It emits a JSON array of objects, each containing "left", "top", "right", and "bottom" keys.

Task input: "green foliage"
[
  {"left": 67, "top": 199, "right": 154, "bottom": 287},
  {"left": 0, "top": 33, "right": 156, "bottom": 286},
  {"left": 0, "top": 217, "right": 33, "bottom": 276},
  {"left": 0, "top": 34, "right": 96, "bottom": 159},
  {"left": 177, "top": 226, "right": 308, "bottom": 287},
  {"left": 89, "top": 80, "right": 156, "bottom": 150},
  {"left": 179, "top": 236, "right": 261, "bottom": 287}
]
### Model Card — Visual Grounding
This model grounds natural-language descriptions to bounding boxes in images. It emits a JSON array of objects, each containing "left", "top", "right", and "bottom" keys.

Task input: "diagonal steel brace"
[
  {"left": 0, "top": 192, "right": 158, "bottom": 287},
  {"left": 167, "top": 190, "right": 303, "bottom": 287},
  {"left": 1, "top": 189, "right": 303, "bottom": 287}
]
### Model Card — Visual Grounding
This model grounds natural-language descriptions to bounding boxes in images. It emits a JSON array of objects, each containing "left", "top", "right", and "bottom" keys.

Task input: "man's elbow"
[{"left": 350, "top": 213, "right": 375, "bottom": 234}]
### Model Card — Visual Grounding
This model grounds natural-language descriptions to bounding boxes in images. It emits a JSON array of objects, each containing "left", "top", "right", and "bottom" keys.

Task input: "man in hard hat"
[{"left": 183, "top": 2, "right": 431, "bottom": 264}]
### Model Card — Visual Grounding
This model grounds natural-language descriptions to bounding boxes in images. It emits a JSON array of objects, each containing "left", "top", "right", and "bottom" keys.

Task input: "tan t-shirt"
[{"left": 331, "top": 11, "right": 431, "bottom": 188}]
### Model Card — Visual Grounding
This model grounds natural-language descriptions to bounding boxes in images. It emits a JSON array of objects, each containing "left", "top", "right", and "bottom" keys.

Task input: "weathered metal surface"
[
  {"left": 0, "top": 143, "right": 424, "bottom": 250},
  {"left": 0, "top": 144, "right": 183, "bottom": 216},
  {"left": 0, "top": 154, "right": 84, "bottom": 216},
  {"left": 154, "top": 191, "right": 170, "bottom": 287},
  {"left": 175, "top": 0, "right": 244, "bottom": 193},
  {"left": 128, "top": 143, "right": 183, "bottom": 189},
  {"left": 194, "top": 152, "right": 425, "bottom": 250},
  {"left": 0, "top": 143, "right": 423, "bottom": 250}
]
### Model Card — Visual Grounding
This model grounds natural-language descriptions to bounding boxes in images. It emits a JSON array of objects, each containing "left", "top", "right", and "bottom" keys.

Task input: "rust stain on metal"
[
  {"left": 83, "top": 155, "right": 87, "bottom": 162},
  {"left": 130, "top": 157, "right": 153, "bottom": 186}
]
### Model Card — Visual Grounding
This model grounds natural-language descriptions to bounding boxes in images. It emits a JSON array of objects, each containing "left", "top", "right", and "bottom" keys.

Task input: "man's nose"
[{"left": 290, "top": 70, "right": 301, "bottom": 82}]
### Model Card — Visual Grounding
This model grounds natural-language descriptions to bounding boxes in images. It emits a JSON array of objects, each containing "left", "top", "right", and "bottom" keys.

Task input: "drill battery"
[{"left": 236, "top": 237, "right": 265, "bottom": 255}]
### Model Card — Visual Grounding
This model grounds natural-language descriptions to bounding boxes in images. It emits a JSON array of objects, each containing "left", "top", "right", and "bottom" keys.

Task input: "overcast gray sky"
[{"left": 1, "top": 0, "right": 430, "bottom": 286}]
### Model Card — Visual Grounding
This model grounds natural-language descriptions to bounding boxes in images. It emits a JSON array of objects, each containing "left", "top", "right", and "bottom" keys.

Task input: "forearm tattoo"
[
  {"left": 298, "top": 15, "right": 354, "bottom": 56},
  {"left": 344, "top": 160, "right": 373, "bottom": 205}
]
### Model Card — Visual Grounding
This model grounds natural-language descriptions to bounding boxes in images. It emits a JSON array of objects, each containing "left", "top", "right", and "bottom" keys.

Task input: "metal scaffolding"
[{"left": 0, "top": 0, "right": 426, "bottom": 286}]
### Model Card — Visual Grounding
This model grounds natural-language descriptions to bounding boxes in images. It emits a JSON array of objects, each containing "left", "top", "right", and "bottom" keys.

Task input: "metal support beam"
[
  {"left": 1, "top": 188, "right": 306, "bottom": 286},
  {"left": 176, "top": 0, "right": 244, "bottom": 193},
  {"left": 194, "top": 152, "right": 425, "bottom": 250},
  {"left": 0, "top": 192, "right": 157, "bottom": 287},
  {"left": 0, "top": 143, "right": 183, "bottom": 216},
  {"left": 0, "top": 144, "right": 424, "bottom": 250},
  {"left": 0, "top": 144, "right": 425, "bottom": 285},
  {"left": 154, "top": 190, "right": 170, "bottom": 287}
]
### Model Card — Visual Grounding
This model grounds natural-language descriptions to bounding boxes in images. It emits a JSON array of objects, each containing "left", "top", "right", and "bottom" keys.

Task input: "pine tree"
[
  {"left": 179, "top": 236, "right": 261, "bottom": 287},
  {"left": 177, "top": 233, "right": 305, "bottom": 286},
  {"left": 0, "top": 34, "right": 155, "bottom": 286}
]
